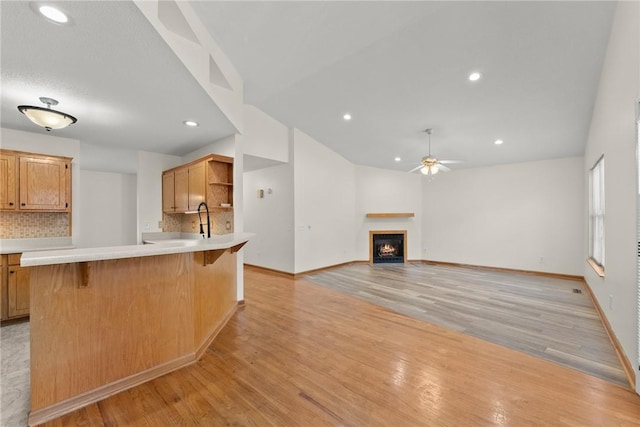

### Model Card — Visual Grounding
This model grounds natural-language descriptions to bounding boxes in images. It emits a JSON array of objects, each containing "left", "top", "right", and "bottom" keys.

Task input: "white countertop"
[
  {"left": 21, "top": 233, "right": 253, "bottom": 267},
  {"left": 0, "top": 237, "right": 74, "bottom": 254}
]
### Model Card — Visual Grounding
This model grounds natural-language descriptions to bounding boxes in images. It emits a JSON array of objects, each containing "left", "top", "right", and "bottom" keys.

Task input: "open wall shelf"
[{"left": 366, "top": 213, "right": 415, "bottom": 218}]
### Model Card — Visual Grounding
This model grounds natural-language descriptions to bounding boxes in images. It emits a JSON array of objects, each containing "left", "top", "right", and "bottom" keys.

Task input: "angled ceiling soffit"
[
  {"left": 134, "top": 0, "right": 243, "bottom": 133},
  {"left": 157, "top": 0, "right": 199, "bottom": 45},
  {"left": 209, "top": 55, "right": 232, "bottom": 91}
]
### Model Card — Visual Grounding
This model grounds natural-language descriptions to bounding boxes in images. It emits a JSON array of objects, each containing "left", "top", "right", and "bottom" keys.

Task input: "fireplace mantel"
[{"left": 366, "top": 213, "right": 414, "bottom": 218}]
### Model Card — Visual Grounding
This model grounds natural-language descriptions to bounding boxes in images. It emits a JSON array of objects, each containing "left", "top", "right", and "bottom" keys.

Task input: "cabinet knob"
[
  {"left": 20, "top": 203, "right": 25, "bottom": 206},
  {"left": 9, "top": 270, "right": 14, "bottom": 274},
  {"left": 8, "top": 202, "right": 13, "bottom": 206}
]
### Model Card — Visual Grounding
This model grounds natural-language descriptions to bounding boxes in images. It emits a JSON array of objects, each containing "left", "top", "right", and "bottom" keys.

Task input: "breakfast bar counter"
[
  {"left": 21, "top": 232, "right": 253, "bottom": 266},
  {"left": 22, "top": 233, "right": 252, "bottom": 426}
]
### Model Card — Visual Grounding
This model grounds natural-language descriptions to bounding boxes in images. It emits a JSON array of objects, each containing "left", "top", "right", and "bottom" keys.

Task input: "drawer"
[{"left": 8, "top": 253, "right": 21, "bottom": 265}]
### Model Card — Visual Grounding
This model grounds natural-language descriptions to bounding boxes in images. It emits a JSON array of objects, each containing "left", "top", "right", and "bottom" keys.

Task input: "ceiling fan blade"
[
  {"left": 437, "top": 163, "right": 451, "bottom": 172},
  {"left": 408, "top": 164, "right": 423, "bottom": 173},
  {"left": 439, "top": 160, "right": 462, "bottom": 164}
]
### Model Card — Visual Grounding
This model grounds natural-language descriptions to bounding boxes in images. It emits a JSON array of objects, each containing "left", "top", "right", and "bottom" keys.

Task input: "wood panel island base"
[{"left": 21, "top": 234, "right": 252, "bottom": 426}]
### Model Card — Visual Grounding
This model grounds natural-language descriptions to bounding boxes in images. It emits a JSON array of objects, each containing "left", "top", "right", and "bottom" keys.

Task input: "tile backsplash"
[
  {"left": 162, "top": 213, "right": 182, "bottom": 233},
  {"left": 163, "top": 211, "right": 234, "bottom": 235},
  {"left": 0, "top": 212, "right": 70, "bottom": 238}
]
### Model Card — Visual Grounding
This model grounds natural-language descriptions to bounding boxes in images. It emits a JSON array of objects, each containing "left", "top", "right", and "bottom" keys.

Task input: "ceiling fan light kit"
[
  {"left": 421, "top": 164, "right": 439, "bottom": 175},
  {"left": 17, "top": 97, "right": 77, "bottom": 131},
  {"left": 409, "top": 128, "right": 456, "bottom": 176}
]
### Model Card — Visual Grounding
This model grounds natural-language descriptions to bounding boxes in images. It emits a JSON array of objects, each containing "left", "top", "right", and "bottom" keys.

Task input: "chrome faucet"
[{"left": 197, "top": 202, "right": 211, "bottom": 239}]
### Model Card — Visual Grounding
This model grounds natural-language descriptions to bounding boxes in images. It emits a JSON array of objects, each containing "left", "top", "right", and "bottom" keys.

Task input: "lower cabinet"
[{"left": 1, "top": 254, "right": 29, "bottom": 321}]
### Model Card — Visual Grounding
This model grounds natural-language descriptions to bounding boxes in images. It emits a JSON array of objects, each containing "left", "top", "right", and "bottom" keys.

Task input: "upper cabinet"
[
  {"left": 162, "top": 170, "right": 175, "bottom": 213},
  {"left": 187, "top": 161, "right": 205, "bottom": 211},
  {"left": 0, "top": 150, "right": 72, "bottom": 212},
  {"left": 162, "top": 154, "right": 233, "bottom": 214},
  {"left": 19, "top": 155, "right": 70, "bottom": 211},
  {"left": 163, "top": 162, "right": 202, "bottom": 213},
  {"left": 0, "top": 152, "right": 17, "bottom": 210},
  {"left": 163, "top": 167, "right": 190, "bottom": 213}
]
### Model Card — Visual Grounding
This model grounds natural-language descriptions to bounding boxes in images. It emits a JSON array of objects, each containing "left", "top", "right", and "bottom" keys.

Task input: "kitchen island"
[{"left": 21, "top": 233, "right": 252, "bottom": 426}]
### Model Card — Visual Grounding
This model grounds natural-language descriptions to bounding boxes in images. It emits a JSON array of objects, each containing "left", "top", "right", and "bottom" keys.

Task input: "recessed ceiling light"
[
  {"left": 183, "top": 120, "right": 199, "bottom": 127},
  {"left": 394, "top": 157, "right": 401, "bottom": 162},
  {"left": 38, "top": 5, "right": 69, "bottom": 24},
  {"left": 343, "top": 113, "right": 352, "bottom": 121},
  {"left": 469, "top": 72, "right": 481, "bottom": 82},
  {"left": 494, "top": 139, "right": 504, "bottom": 145}
]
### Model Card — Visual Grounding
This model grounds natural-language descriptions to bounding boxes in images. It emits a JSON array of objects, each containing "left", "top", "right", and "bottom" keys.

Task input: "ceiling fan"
[{"left": 408, "top": 128, "right": 459, "bottom": 175}]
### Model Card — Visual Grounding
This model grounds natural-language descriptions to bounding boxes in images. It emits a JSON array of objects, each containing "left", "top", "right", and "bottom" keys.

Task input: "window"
[{"left": 589, "top": 156, "right": 605, "bottom": 272}]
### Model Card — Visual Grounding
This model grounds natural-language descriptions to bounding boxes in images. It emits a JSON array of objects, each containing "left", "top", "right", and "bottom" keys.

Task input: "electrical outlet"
[
  {"left": 539, "top": 257, "right": 544, "bottom": 264},
  {"left": 191, "top": 221, "right": 196, "bottom": 230},
  {"left": 158, "top": 221, "right": 162, "bottom": 229},
  {"left": 144, "top": 222, "right": 150, "bottom": 230},
  {"left": 225, "top": 221, "right": 231, "bottom": 230}
]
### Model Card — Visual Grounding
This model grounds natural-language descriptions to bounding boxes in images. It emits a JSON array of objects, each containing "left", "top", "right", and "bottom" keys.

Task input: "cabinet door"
[
  {"left": 188, "top": 162, "right": 205, "bottom": 211},
  {"left": 1, "top": 261, "right": 6, "bottom": 321},
  {"left": 19, "top": 156, "right": 69, "bottom": 210},
  {"left": 7, "top": 265, "right": 29, "bottom": 318},
  {"left": 174, "top": 168, "right": 189, "bottom": 212},
  {"left": 162, "top": 171, "right": 175, "bottom": 213},
  {"left": 0, "top": 153, "right": 17, "bottom": 210}
]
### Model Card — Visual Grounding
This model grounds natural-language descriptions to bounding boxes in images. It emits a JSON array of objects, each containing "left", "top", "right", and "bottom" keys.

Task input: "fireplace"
[{"left": 370, "top": 230, "right": 407, "bottom": 264}]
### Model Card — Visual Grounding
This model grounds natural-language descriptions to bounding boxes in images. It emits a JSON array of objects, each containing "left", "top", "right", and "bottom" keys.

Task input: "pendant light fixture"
[{"left": 17, "top": 97, "right": 77, "bottom": 131}]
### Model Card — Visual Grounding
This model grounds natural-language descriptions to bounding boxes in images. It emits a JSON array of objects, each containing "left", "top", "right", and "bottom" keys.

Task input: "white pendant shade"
[
  {"left": 18, "top": 106, "right": 77, "bottom": 130},
  {"left": 17, "top": 97, "right": 77, "bottom": 131}
]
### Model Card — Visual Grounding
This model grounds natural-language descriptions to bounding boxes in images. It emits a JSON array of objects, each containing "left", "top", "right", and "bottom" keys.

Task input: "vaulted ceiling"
[{"left": 1, "top": 1, "right": 616, "bottom": 173}]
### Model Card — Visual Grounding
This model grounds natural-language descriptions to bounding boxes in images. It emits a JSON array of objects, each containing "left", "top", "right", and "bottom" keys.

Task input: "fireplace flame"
[{"left": 379, "top": 243, "right": 397, "bottom": 257}]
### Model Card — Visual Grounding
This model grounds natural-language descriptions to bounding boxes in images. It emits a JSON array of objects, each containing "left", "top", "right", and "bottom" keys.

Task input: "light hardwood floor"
[
  {"left": 307, "top": 262, "right": 628, "bottom": 387},
  {"left": 40, "top": 266, "right": 640, "bottom": 426}
]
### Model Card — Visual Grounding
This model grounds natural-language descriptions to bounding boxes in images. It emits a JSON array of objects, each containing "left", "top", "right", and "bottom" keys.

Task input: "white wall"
[
  {"left": 77, "top": 170, "right": 137, "bottom": 248},
  {"left": 583, "top": 0, "right": 640, "bottom": 392},
  {"left": 0, "top": 128, "right": 81, "bottom": 243},
  {"left": 79, "top": 142, "right": 138, "bottom": 174},
  {"left": 243, "top": 163, "right": 295, "bottom": 273},
  {"left": 243, "top": 104, "right": 289, "bottom": 163},
  {"left": 239, "top": 106, "right": 293, "bottom": 272},
  {"left": 181, "top": 134, "right": 236, "bottom": 163},
  {"left": 293, "top": 128, "right": 356, "bottom": 273},
  {"left": 422, "top": 157, "right": 584, "bottom": 275},
  {"left": 78, "top": 143, "right": 138, "bottom": 248},
  {"left": 136, "top": 150, "right": 181, "bottom": 242},
  {"left": 355, "top": 166, "right": 422, "bottom": 261},
  {"left": 232, "top": 134, "right": 245, "bottom": 300}
]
